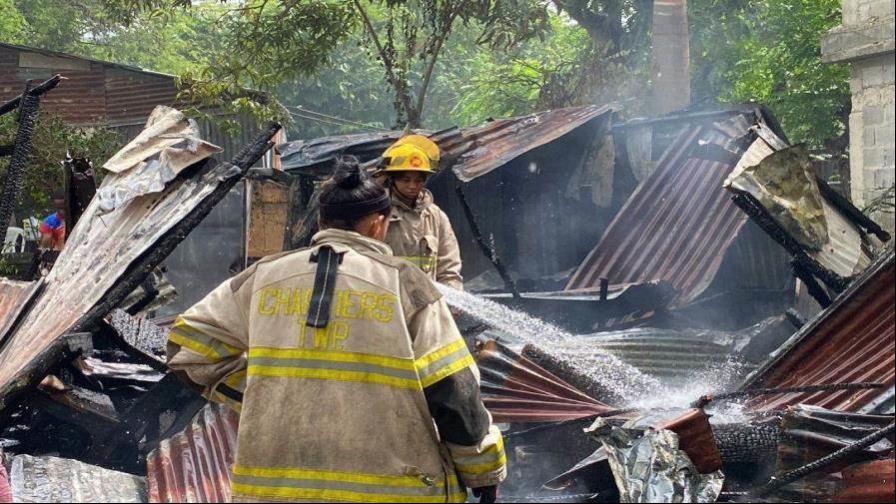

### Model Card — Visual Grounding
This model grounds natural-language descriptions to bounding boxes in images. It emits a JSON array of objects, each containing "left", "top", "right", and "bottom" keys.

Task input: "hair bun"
[{"left": 332, "top": 157, "right": 364, "bottom": 189}]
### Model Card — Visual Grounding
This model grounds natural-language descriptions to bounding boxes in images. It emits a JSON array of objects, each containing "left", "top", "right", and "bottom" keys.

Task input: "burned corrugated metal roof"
[
  {"left": 0, "top": 110, "right": 279, "bottom": 409},
  {"left": 278, "top": 105, "right": 615, "bottom": 182},
  {"left": 0, "top": 279, "right": 39, "bottom": 340},
  {"left": 742, "top": 249, "right": 895, "bottom": 412},
  {"left": 570, "top": 328, "right": 754, "bottom": 386},
  {"left": 146, "top": 403, "right": 238, "bottom": 503},
  {"left": 832, "top": 459, "right": 895, "bottom": 503},
  {"left": 725, "top": 144, "right": 890, "bottom": 293},
  {"left": 450, "top": 106, "right": 615, "bottom": 182},
  {"left": 475, "top": 340, "right": 616, "bottom": 423},
  {"left": 565, "top": 108, "right": 789, "bottom": 308}
]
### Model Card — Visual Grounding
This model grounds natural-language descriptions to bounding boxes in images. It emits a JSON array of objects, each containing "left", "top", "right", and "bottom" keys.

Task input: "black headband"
[{"left": 319, "top": 192, "right": 391, "bottom": 222}]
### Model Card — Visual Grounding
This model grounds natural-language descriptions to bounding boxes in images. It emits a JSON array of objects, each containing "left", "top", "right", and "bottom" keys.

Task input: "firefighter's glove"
[{"left": 472, "top": 485, "right": 498, "bottom": 503}]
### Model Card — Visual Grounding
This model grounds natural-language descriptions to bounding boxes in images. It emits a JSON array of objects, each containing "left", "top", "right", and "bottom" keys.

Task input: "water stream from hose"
[{"left": 439, "top": 285, "right": 751, "bottom": 420}]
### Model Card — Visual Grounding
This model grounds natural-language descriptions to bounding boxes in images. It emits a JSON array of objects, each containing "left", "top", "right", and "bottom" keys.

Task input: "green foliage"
[
  {"left": 690, "top": 0, "right": 850, "bottom": 148},
  {"left": 3, "top": 0, "right": 853, "bottom": 152},
  {"left": 0, "top": 0, "right": 27, "bottom": 42},
  {"left": 0, "top": 113, "right": 122, "bottom": 218}
]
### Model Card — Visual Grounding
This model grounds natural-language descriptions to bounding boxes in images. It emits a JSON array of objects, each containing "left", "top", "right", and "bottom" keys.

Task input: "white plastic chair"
[{"left": 3, "top": 227, "right": 26, "bottom": 254}]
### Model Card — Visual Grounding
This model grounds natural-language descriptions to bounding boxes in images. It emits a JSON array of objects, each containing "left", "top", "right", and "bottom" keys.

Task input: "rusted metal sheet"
[
  {"left": 743, "top": 250, "right": 895, "bottom": 412},
  {"left": 475, "top": 340, "right": 615, "bottom": 423},
  {"left": 1, "top": 44, "right": 106, "bottom": 124},
  {"left": 0, "top": 111, "right": 266, "bottom": 408},
  {"left": 105, "top": 68, "right": 178, "bottom": 125},
  {"left": 565, "top": 110, "right": 788, "bottom": 307},
  {"left": 657, "top": 409, "right": 723, "bottom": 475},
  {"left": 146, "top": 403, "right": 239, "bottom": 503},
  {"left": 0, "top": 280, "right": 33, "bottom": 323},
  {"left": 278, "top": 105, "right": 614, "bottom": 182},
  {"left": 449, "top": 105, "right": 615, "bottom": 181},
  {"left": 832, "top": 459, "right": 895, "bottom": 503},
  {"left": 0, "top": 42, "right": 184, "bottom": 126},
  {"left": 0, "top": 460, "right": 11, "bottom": 503},
  {"left": 0, "top": 279, "right": 40, "bottom": 341}
]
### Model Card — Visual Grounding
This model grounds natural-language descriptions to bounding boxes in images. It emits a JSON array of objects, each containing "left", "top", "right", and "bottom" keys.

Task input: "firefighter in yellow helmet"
[
  {"left": 167, "top": 157, "right": 505, "bottom": 503},
  {"left": 379, "top": 135, "right": 464, "bottom": 290}
]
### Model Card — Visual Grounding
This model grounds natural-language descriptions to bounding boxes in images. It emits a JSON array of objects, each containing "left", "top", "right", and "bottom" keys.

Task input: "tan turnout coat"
[
  {"left": 167, "top": 229, "right": 504, "bottom": 503},
  {"left": 385, "top": 190, "right": 463, "bottom": 290}
]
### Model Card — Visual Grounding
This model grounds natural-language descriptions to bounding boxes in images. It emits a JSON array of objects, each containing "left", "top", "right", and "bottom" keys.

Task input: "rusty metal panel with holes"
[{"left": 743, "top": 251, "right": 895, "bottom": 412}]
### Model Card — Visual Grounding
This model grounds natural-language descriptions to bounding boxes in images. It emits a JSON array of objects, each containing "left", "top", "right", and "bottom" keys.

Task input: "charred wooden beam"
[
  {"left": 693, "top": 382, "right": 884, "bottom": 409},
  {"left": 712, "top": 422, "right": 781, "bottom": 465},
  {"left": 816, "top": 175, "right": 891, "bottom": 242},
  {"left": 0, "top": 333, "right": 92, "bottom": 412},
  {"left": 33, "top": 384, "right": 121, "bottom": 435},
  {"left": 98, "top": 372, "right": 205, "bottom": 465},
  {"left": 63, "top": 155, "right": 97, "bottom": 231},
  {"left": 0, "top": 75, "right": 63, "bottom": 117},
  {"left": 729, "top": 191, "right": 851, "bottom": 293},
  {"left": 792, "top": 258, "right": 833, "bottom": 308},
  {"left": 521, "top": 344, "right": 624, "bottom": 405},
  {"left": 0, "top": 83, "right": 40, "bottom": 247},
  {"left": 758, "top": 422, "right": 896, "bottom": 496},
  {"left": 456, "top": 184, "right": 521, "bottom": 299}
]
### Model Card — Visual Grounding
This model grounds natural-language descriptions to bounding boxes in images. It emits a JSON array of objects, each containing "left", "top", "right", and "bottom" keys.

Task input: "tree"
[
  {"left": 0, "top": 0, "right": 27, "bottom": 42},
  {"left": 0, "top": 113, "right": 122, "bottom": 223},
  {"left": 689, "top": 0, "right": 849, "bottom": 149},
  {"left": 104, "top": 0, "right": 550, "bottom": 128}
]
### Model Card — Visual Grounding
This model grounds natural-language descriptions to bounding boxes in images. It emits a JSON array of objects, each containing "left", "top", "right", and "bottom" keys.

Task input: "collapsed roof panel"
[
  {"left": 449, "top": 105, "right": 615, "bottom": 182},
  {"left": 742, "top": 250, "right": 895, "bottom": 412},
  {"left": 569, "top": 327, "right": 758, "bottom": 387},
  {"left": 566, "top": 109, "right": 789, "bottom": 308},
  {"left": 725, "top": 144, "right": 890, "bottom": 293},
  {"left": 0, "top": 108, "right": 280, "bottom": 409},
  {"left": 146, "top": 403, "right": 238, "bottom": 503},
  {"left": 278, "top": 105, "right": 615, "bottom": 182},
  {"left": 475, "top": 340, "right": 616, "bottom": 423},
  {"left": 0, "top": 279, "right": 39, "bottom": 339}
]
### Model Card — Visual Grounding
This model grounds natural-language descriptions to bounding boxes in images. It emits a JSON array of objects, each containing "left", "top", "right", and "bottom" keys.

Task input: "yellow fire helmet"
[{"left": 380, "top": 134, "right": 440, "bottom": 174}]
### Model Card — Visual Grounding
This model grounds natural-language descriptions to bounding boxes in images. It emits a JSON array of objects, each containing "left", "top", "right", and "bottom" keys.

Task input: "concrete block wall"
[
  {"left": 824, "top": 0, "right": 895, "bottom": 231},
  {"left": 843, "top": 0, "right": 893, "bottom": 25}
]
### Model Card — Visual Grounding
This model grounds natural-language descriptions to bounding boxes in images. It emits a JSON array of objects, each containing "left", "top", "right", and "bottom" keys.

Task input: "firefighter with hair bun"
[
  {"left": 167, "top": 156, "right": 505, "bottom": 503},
  {"left": 378, "top": 135, "right": 464, "bottom": 290}
]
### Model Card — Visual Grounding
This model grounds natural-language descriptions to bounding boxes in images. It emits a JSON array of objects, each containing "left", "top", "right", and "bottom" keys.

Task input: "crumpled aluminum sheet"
[
  {"left": 586, "top": 418, "right": 724, "bottom": 503},
  {"left": 725, "top": 144, "right": 828, "bottom": 251},
  {"left": 724, "top": 144, "right": 872, "bottom": 277},
  {"left": 98, "top": 106, "right": 222, "bottom": 212},
  {"left": 9, "top": 454, "right": 146, "bottom": 503}
]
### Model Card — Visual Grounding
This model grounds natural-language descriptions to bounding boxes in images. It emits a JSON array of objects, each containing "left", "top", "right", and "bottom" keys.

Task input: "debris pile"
[
  {"left": 1, "top": 96, "right": 280, "bottom": 501},
  {"left": 1, "top": 91, "right": 893, "bottom": 503}
]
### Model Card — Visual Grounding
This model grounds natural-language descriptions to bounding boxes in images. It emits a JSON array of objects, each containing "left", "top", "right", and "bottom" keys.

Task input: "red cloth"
[
  {"left": 0, "top": 462, "right": 12, "bottom": 503},
  {"left": 38, "top": 211, "right": 66, "bottom": 249}
]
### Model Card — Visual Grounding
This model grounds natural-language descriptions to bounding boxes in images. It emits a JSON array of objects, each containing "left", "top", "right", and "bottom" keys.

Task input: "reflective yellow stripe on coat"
[
  {"left": 453, "top": 435, "right": 506, "bottom": 478},
  {"left": 399, "top": 255, "right": 437, "bottom": 273},
  {"left": 247, "top": 341, "right": 474, "bottom": 391},
  {"left": 232, "top": 465, "right": 467, "bottom": 503},
  {"left": 169, "top": 317, "right": 241, "bottom": 359}
]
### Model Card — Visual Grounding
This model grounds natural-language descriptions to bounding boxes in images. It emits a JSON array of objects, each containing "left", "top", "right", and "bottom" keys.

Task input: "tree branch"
[{"left": 352, "top": 0, "right": 415, "bottom": 123}]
